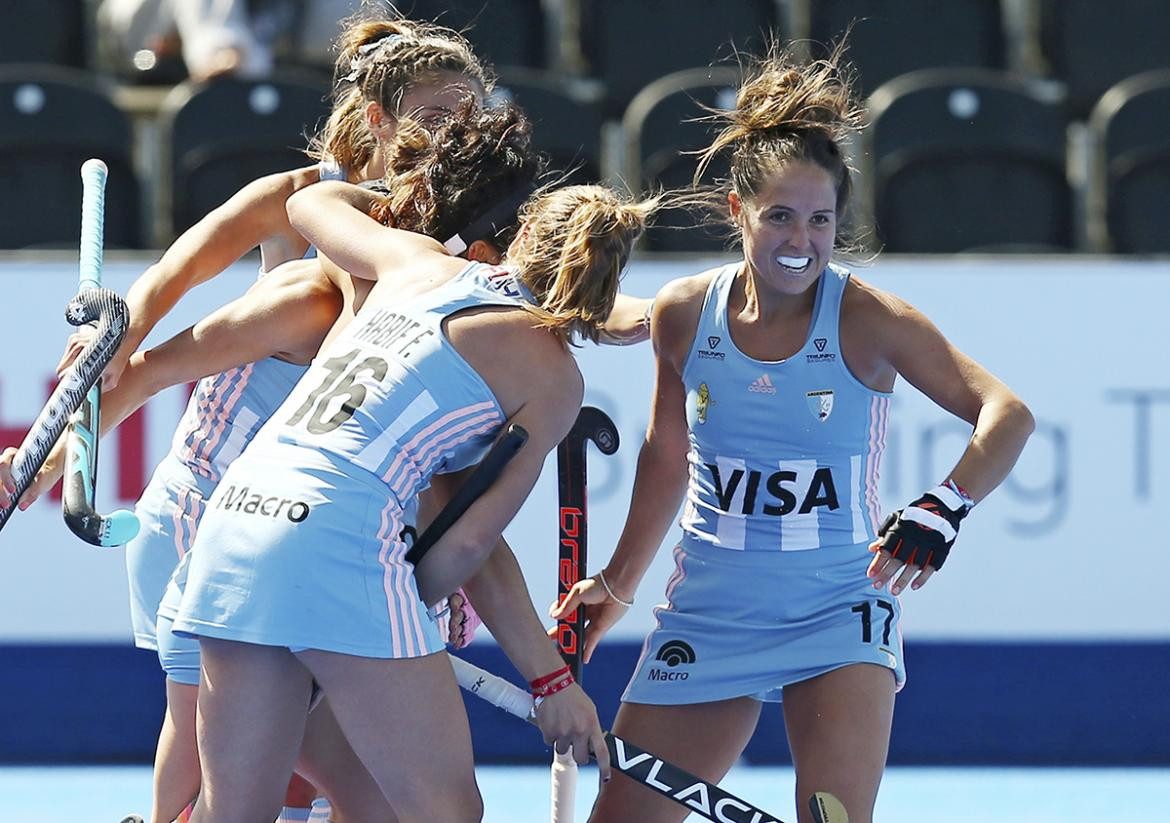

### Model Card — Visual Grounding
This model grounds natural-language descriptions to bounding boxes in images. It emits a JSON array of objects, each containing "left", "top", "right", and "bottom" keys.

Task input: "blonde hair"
[
  {"left": 696, "top": 41, "right": 863, "bottom": 236},
  {"left": 508, "top": 186, "right": 661, "bottom": 346},
  {"left": 308, "top": 10, "right": 492, "bottom": 171}
]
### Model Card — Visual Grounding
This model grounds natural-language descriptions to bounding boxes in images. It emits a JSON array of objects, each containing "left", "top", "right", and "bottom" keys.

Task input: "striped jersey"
[
  {"left": 679, "top": 262, "right": 890, "bottom": 553},
  {"left": 242, "top": 261, "right": 531, "bottom": 505}
]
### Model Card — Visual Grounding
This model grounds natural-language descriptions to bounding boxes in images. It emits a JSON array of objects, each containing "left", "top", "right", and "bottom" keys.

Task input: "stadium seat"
[
  {"left": 1088, "top": 70, "right": 1170, "bottom": 254},
  {"left": 578, "top": 0, "right": 778, "bottom": 118},
  {"left": 864, "top": 68, "right": 1073, "bottom": 254},
  {"left": 0, "top": 66, "right": 140, "bottom": 249},
  {"left": 0, "top": 0, "right": 87, "bottom": 69},
  {"left": 397, "top": 0, "right": 548, "bottom": 70},
  {"left": 1038, "top": 0, "right": 1170, "bottom": 119},
  {"left": 160, "top": 75, "right": 331, "bottom": 239},
  {"left": 490, "top": 68, "right": 605, "bottom": 185},
  {"left": 622, "top": 67, "right": 741, "bottom": 252},
  {"left": 807, "top": 0, "right": 1006, "bottom": 99}
]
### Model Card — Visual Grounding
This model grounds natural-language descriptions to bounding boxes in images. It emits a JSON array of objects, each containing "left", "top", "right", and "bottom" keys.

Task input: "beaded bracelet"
[{"left": 598, "top": 569, "right": 634, "bottom": 608}]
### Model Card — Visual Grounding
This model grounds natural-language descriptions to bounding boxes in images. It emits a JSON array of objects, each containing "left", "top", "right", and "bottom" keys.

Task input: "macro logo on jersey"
[
  {"left": 806, "top": 389, "right": 834, "bottom": 421},
  {"left": 352, "top": 308, "right": 436, "bottom": 359},
  {"left": 705, "top": 462, "right": 839, "bottom": 516},
  {"left": 649, "top": 640, "right": 696, "bottom": 681},
  {"left": 748, "top": 374, "right": 777, "bottom": 394},
  {"left": 806, "top": 336, "right": 837, "bottom": 364},
  {"left": 217, "top": 485, "right": 311, "bottom": 522},
  {"left": 695, "top": 383, "right": 712, "bottom": 424},
  {"left": 697, "top": 335, "right": 725, "bottom": 361}
]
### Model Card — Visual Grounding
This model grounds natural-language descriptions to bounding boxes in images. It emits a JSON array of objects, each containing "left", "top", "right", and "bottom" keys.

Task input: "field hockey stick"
[
  {"left": 552, "top": 406, "right": 619, "bottom": 822},
  {"left": 60, "top": 159, "right": 140, "bottom": 547},
  {"left": 406, "top": 423, "right": 530, "bottom": 565},
  {"left": 0, "top": 287, "right": 131, "bottom": 536},
  {"left": 448, "top": 656, "right": 849, "bottom": 823}
]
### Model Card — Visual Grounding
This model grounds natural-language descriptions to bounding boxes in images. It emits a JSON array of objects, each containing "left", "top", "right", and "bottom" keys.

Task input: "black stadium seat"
[
  {"left": 579, "top": 0, "right": 777, "bottom": 118},
  {"left": 1039, "top": 0, "right": 1170, "bottom": 119},
  {"left": 864, "top": 68, "right": 1072, "bottom": 254},
  {"left": 808, "top": 0, "right": 1006, "bottom": 99},
  {"left": 397, "top": 0, "right": 548, "bottom": 70},
  {"left": 160, "top": 75, "right": 331, "bottom": 239},
  {"left": 490, "top": 68, "right": 605, "bottom": 185},
  {"left": 1089, "top": 70, "right": 1170, "bottom": 254},
  {"left": 0, "top": 66, "right": 140, "bottom": 249},
  {"left": 0, "top": 0, "right": 87, "bottom": 69},
  {"left": 622, "top": 67, "right": 741, "bottom": 252}
]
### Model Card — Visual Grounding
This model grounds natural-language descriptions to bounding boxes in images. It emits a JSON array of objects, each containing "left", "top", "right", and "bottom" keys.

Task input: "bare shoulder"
[
  {"left": 652, "top": 268, "right": 720, "bottom": 367},
  {"left": 842, "top": 273, "right": 926, "bottom": 332}
]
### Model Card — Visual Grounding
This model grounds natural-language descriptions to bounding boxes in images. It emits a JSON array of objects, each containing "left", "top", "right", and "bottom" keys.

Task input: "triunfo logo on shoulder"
[
  {"left": 649, "top": 640, "right": 696, "bottom": 681},
  {"left": 217, "top": 485, "right": 311, "bottom": 522},
  {"left": 698, "top": 335, "right": 725, "bottom": 361},
  {"left": 807, "top": 336, "right": 836, "bottom": 363}
]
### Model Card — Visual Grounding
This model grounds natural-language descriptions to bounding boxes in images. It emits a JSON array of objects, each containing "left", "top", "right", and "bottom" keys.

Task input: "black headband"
[{"left": 443, "top": 183, "right": 536, "bottom": 255}]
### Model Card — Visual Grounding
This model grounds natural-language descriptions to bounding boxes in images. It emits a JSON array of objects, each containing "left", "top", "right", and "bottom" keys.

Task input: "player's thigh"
[
  {"left": 195, "top": 638, "right": 314, "bottom": 818},
  {"left": 297, "top": 648, "right": 480, "bottom": 819},
  {"left": 782, "top": 663, "right": 895, "bottom": 823},
  {"left": 297, "top": 696, "right": 397, "bottom": 821},
  {"left": 589, "top": 697, "right": 761, "bottom": 823}
]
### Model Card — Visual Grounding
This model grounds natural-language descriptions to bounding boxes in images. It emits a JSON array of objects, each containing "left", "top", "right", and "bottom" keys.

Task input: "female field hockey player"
[
  {"left": 164, "top": 99, "right": 661, "bottom": 821},
  {"left": 552, "top": 44, "right": 1035, "bottom": 823},
  {"left": 39, "top": 14, "right": 493, "bottom": 823}
]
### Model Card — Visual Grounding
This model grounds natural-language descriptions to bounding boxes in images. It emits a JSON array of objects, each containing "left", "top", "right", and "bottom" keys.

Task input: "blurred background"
[{"left": 0, "top": 0, "right": 1167, "bottom": 813}]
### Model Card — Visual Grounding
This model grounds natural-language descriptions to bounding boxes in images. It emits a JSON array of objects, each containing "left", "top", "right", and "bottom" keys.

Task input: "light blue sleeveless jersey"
[
  {"left": 622, "top": 263, "right": 905, "bottom": 706},
  {"left": 171, "top": 262, "right": 531, "bottom": 658},
  {"left": 131, "top": 158, "right": 341, "bottom": 667},
  {"left": 679, "top": 262, "right": 890, "bottom": 554}
]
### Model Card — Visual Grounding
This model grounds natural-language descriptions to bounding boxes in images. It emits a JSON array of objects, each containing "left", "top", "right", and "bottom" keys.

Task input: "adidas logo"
[{"left": 748, "top": 374, "right": 777, "bottom": 394}]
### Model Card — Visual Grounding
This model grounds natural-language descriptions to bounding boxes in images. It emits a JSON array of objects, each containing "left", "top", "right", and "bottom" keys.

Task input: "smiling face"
[{"left": 730, "top": 159, "right": 838, "bottom": 297}]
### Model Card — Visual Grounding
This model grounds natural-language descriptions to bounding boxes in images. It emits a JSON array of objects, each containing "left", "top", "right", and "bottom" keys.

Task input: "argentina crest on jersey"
[{"left": 806, "top": 389, "right": 834, "bottom": 422}]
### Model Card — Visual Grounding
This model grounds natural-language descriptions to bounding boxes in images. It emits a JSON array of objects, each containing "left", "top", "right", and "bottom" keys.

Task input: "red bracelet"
[
  {"left": 531, "top": 671, "right": 575, "bottom": 699},
  {"left": 528, "top": 664, "right": 573, "bottom": 697}
]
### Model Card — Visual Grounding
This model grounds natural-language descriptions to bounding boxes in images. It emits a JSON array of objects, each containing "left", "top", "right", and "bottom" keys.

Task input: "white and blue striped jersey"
[{"left": 679, "top": 262, "right": 890, "bottom": 553}]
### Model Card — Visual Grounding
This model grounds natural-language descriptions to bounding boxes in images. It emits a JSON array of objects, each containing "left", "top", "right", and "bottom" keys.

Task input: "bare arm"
[
  {"left": 22, "top": 262, "right": 340, "bottom": 505},
  {"left": 92, "top": 166, "right": 323, "bottom": 387},
  {"left": 286, "top": 180, "right": 448, "bottom": 280},
  {"left": 412, "top": 372, "right": 583, "bottom": 606},
  {"left": 596, "top": 293, "right": 653, "bottom": 346},
  {"left": 551, "top": 278, "right": 703, "bottom": 660},
  {"left": 877, "top": 292, "right": 1034, "bottom": 501}
]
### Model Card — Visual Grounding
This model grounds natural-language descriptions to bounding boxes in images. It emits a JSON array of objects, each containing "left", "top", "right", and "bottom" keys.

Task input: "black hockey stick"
[
  {"left": 406, "top": 423, "right": 529, "bottom": 565},
  {"left": 552, "top": 406, "right": 619, "bottom": 820},
  {"left": 0, "top": 287, "right": 131, "bottom": 536},
  {"left": 61, "top": 158, "right": 140, "bottom": 546}
]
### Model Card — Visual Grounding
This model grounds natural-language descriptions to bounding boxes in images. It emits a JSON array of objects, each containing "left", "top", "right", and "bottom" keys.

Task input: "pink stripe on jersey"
[
  {"left": 387, "top": 410, "right": 503, "bottom": 499},
  {"left": 379, "top": 401, "right": 499, "bottom": 489},
  {"left": 662, "top": 544, "right": 688, "bottom": 607},
  {"left": 375, "top": 496, "right": 411, "bottom": 657},
  {"left": 180, "top": 371, "right": 235, "bottom": 470},
  {"left": 863, "top": 396, "right": 889, "bottom": 532},
  {"left": 170, "top": 487, "right": 205, "bottom": 560},
  {"left": 193, "top": 364, "right": 254, "bottom": 479}
]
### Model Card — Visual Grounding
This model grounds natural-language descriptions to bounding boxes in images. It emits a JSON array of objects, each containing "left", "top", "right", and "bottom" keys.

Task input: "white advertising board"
[{"left": 0, "top": 256, "right": 1166, "bottom": 641}]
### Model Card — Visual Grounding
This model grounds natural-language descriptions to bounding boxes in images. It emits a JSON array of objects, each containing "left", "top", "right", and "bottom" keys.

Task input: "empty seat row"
[
  {"left": 3, "top": 64, "right": 1169, "bottom": 255},
  {"left": 6, "top": 1, "right": 1170, "bottom": 123}
]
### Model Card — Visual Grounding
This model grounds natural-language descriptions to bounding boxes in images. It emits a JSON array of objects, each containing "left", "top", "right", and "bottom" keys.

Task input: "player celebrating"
[{"left": 553, "top": 44, "right": 1035, "bottom": 823}]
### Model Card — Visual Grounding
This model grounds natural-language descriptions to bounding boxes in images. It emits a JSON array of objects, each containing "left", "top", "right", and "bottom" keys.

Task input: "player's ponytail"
[
  {"left": 697, "top": 41, "right": 862, "bottom": 214},
  {"left": 509, "top": 186, "right": 661, "bottom": 346}
]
